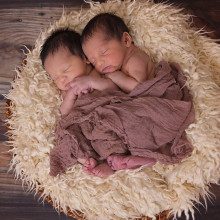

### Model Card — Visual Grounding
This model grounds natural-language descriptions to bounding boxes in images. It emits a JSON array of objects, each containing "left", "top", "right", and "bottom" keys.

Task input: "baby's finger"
[
  {"left": 70, "top": 82, "right": 75, "bottom": 88},
  {"left": 72, "top": 87, "right": 79, "bottom": 95},
  {"left": 70, "top": 80, "right": 78, "bottom": 88},
  {"left": 82, "top": 89, "right": 89, "bottom": 94}
]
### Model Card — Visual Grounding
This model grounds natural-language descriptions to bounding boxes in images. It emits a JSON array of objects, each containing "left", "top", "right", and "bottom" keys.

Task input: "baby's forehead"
[
  {"left": 46, "top": 46, "right": 67, "bottom": 59},
  {"left": 54, "top": 46, "right": 70, "bottom": 55},
  {"left": 49, "top": 46, "right": 79, "bottom": 59},
  {"left": 84, "top": 28, "right": 113, "bottom": 44}
]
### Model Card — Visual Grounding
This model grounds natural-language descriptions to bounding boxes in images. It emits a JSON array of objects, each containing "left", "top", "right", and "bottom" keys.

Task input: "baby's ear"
[
  {"left": 122, "top": 32, "right": 132, "bottom": 47},
  {"left": 83, "top": 56, "right": 90, "bottom": 64}
]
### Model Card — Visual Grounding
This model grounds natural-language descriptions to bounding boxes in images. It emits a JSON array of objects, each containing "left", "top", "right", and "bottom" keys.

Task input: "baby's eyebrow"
[{"left": 100, "top": 49, "right": 108, "bottom": 54}]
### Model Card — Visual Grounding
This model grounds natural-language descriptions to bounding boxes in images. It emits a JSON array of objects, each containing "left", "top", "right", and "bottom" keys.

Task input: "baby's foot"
[
  {"left": 107, "top": 155, "right": 128, "bottom": 170},
  {"left": 91, "top": 162, "right": 114, "bottom": 177},
  {"left": 83, "top": 158, "right": 98, "bottom": 175},
  {"left": 107, "top": 155, "right": 156, "bottom": 170}
]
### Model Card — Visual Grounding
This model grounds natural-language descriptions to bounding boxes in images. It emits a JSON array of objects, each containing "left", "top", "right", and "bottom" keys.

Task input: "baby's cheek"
[{"left": 56, "top": 82, "right": 66, "bottom": 91}]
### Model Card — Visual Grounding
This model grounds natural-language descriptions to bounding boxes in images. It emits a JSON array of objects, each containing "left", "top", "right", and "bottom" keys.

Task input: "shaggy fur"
[{"left": 6, "top": 0, "right": 220, "bottom": 219}]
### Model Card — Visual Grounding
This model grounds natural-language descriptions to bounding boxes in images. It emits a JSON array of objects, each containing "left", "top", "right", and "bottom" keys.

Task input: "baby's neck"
[{"left": 123, "top": 44, "right": 137, "bottom": 67}]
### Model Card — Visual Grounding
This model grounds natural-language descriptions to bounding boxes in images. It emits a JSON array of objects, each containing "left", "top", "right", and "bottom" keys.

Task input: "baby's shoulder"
[
  {"left": 134, "top": 47, "right": 150, "bottom": 61},
  {"left": 128, "top": 47, "right": 150, "bottom": 68}
]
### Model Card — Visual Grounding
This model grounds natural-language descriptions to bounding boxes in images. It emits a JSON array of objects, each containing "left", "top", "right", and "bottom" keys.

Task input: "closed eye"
[
  {"left": 102, "top": 49, "right": 108, "bottom": 55},
  {"left": 64, "top": 66, "right": 71, "bottom": 72}
]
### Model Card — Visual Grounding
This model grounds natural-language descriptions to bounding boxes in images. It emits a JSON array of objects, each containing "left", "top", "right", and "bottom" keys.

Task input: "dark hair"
[
  {"left": 40, "top": 29, "right": 84, "bottom": 67},
  {"left": 81, "top": 13, "right": 130, "bottom": 44}
]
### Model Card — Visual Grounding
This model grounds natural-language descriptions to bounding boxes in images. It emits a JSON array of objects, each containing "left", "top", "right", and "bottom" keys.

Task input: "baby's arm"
[
  {"left": 106, "top": 55, "right": 154, "bottom": 93},
  {"left": 60, "top": 88, "right": 77, "bottom": 117},
  {"left": 106, "top": 71, "right": 138, "bottom": 93},
  {"left": 90, "top": 75, "right": 118, "bottom": 91},
  {"left": 70, "top": 74, "right": 118, "bottom": 95}
]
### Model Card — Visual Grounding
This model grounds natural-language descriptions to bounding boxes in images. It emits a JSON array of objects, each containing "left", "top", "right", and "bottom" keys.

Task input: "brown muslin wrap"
[{"left": 50, "top": 61, "right": 195, "bottom": 176}]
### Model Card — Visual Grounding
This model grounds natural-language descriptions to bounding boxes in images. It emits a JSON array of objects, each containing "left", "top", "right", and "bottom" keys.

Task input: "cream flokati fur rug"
[{"left": 6, "top": 0, "right": 220, "bottom": 219}]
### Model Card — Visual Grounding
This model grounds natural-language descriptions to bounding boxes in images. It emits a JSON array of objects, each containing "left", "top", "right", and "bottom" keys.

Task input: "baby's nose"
[
  {"left": 60, "top": 75, "right": 67, "bottom": 82},
  {"left": 97, "top": 59, "right": 104, "bottom": 69}
]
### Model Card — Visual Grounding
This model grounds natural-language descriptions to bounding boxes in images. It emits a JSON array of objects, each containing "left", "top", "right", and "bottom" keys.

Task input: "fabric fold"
[{"left": 50, "top": 61, "right": 195, "bottom": 177}]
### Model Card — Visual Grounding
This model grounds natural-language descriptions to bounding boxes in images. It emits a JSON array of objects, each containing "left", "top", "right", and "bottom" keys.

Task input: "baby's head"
[
  {"left": 81, "top": 13, "right": 133, "bottom": 74},
  {"left": 40, "top": 29, "right": 89, "bottom": 91}
]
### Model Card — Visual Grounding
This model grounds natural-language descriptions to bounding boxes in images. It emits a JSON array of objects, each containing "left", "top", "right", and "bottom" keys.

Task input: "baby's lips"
[{"left": 102, "top": 65, "right": 111, "bottom": 73}]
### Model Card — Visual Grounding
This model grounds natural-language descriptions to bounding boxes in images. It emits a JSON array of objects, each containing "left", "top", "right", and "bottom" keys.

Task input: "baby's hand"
[
  {"left": 70, "top": 76, "right": 93, "bottom": 95},
  {"left": 63, "top": 87, "right": 77, "bottom": 101}
]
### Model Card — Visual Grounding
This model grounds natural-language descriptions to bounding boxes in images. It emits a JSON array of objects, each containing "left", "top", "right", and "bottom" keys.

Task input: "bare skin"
[
  {"left": 83, "top": 158, "right": 98, "bottom": 175},
  {"left": 82, "top": 30, "right": 155, "bottom": 93},
  {"left": 44, "top": 47, "right": 118, "bottom": 117},
  {"left": 107, "top": 155, "right": 156, "bottom": 170},
  {"left": 83, "top": 158, "right": 114, "bottom": 177},
  {"left": 91, "top": 162, "right": 115, "bottom": 177},
  {"left": 83, "top": 155, "right": 156, "bottom": 177}
]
